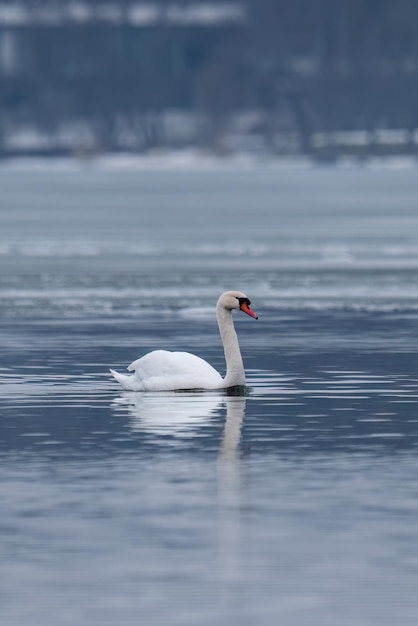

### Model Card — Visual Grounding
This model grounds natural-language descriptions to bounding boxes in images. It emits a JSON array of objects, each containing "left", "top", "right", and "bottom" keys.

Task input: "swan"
[{"left": 110, "top": 291, "right": 258, "bottom": 391}]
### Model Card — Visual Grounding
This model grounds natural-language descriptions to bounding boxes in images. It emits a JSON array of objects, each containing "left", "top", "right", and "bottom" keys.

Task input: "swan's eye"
[{"left": 237, "top": 297, "right": 251, "bottom": 307}]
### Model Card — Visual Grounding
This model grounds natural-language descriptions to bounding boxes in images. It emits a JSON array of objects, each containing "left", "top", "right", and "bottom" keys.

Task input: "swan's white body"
[{"left": 110, "top": 291, "right": 257, "bottom": 391}]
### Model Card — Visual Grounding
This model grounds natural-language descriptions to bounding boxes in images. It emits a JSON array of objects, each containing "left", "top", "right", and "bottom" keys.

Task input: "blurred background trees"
[{"left": 0, "top": 0, "right": 418, "bottom": 156}]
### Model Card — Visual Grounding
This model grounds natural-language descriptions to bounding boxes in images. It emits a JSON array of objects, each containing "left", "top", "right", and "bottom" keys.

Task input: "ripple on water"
[{"left": 245, "top": 369, "right": 418, "bottom": 454}]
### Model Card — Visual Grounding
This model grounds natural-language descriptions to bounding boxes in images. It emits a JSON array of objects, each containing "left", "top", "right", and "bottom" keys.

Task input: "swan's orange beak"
[{"left": 240, "top": 301, "right": 258, "bottom": 319}]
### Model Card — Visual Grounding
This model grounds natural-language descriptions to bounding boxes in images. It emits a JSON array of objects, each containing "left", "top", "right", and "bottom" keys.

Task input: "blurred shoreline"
[{"left": 0, "top": 146, "right": 417, "bottom": 171}]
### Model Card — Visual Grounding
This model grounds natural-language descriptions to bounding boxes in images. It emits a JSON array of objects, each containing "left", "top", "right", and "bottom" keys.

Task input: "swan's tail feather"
[
  {"left": 110, "top": 368, "right": 126, "bottom": 385},
  {"left": 109, "top": 368, "right": 144, "bottom": 391}
]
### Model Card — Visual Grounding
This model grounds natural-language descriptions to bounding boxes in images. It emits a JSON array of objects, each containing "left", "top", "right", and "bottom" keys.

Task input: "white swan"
[{"left": 110, "top": 291, "right": 258, "bottom": 391}]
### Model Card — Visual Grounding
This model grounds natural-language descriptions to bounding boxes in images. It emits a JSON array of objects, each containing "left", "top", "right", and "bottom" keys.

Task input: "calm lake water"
[{"left": 1, "top": 158, "right": 418, "bottom": 625}]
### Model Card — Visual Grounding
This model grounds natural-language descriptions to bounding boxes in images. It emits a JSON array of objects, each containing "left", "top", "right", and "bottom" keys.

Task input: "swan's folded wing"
[
  {"left": 127, "top": 350, "right": 223, "bottom": 390},
  {"left": 127, "top": 350, "right": 173, "bottom": 372}
]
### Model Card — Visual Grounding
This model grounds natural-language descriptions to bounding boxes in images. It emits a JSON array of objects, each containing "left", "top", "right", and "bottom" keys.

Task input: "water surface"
[{"left": 1, "top": 160, "right": 418, "bottom": 625}]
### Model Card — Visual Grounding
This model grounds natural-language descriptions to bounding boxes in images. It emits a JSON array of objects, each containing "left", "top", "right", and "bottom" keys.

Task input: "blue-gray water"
[{"left": 1, "top": 159, "right": 418, "bottom": 625}]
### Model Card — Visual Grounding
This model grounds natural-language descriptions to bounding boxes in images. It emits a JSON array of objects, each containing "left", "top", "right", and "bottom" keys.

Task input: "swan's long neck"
[{"left": 217, "top": 304, "right": 245, "bottom": 387}]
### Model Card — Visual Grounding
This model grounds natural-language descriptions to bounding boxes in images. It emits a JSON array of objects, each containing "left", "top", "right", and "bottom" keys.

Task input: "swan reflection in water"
[
  {"left": 111, "top": 392, "right": 246, "bottom": 584},
  {"left": 111, "top": 391, "right": 245, "bottom": 448}
]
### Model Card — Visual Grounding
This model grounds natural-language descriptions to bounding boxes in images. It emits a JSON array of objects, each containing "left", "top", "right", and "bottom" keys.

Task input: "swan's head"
[{"left": 217, "top": 291, "right": 258, "bottom": 319}]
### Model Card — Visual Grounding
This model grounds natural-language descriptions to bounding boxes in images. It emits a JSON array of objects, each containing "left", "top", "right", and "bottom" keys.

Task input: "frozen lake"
[{"left": 1, "top": 158, "right": 418, "bottom": 625}]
